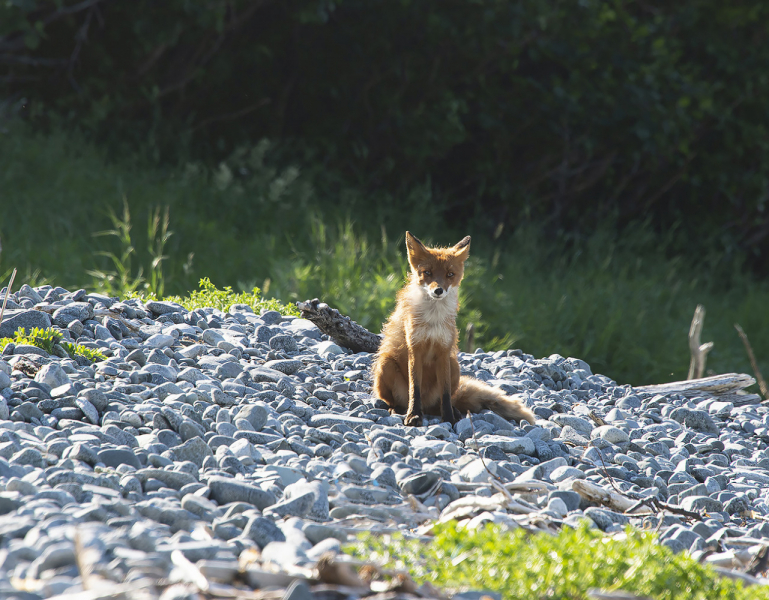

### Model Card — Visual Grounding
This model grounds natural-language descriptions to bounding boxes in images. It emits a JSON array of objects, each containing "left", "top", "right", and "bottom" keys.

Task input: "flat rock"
[{"left": 207, "top": 476, "right": 277, "bottom": 510}]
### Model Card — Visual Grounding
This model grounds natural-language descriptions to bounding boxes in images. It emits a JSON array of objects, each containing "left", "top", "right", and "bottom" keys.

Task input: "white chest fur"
[{"left": 406, "top": 284, "right": 458, "bottom": 347}]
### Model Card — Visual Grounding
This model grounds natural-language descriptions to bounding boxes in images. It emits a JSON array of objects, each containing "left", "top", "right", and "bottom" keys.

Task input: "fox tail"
[{"left": 453, "top": 376, "right": 536, "bottom": 424}]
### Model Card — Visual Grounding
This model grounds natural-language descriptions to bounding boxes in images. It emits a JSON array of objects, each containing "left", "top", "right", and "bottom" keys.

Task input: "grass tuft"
[{"left": 346, "top": 521, "right": 768, "bottom": 600}]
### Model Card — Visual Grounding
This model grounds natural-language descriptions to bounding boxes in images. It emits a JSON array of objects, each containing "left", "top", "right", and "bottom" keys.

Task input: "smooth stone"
[
  {"left": 263, "top": 360, "right": 303, "bottom": 375},
  {"left": 399, "top": 471, "right": 441, "bottom": 495},
  {"left": 34, "top": 363, "right": 70, "bottom": 389},
  {"left": 207, "top": 476, "right": 277, "bottom": 510},
  {"left": 237, "top": 404, "right": 268, "bottom": 431},
  {"left": 173, "top": 437, "right": 214, "bottom": 468},
  {"left": 51, "top": 303, "right": 93, "bottom": 327},
  {"left": 679, "top": 495, "right": 724, "bottom": 513},
  {"left": 584, "top": 507, "right": 630, "bottom": 531},
  {"left": 269, "top": 335, "right": 299, "bottom": 353},
  {"left": 1, "top": 309, "right": 53, "bottom": 339},
  {"left": 264, "top": 490, "right": 315, "bottom": 519},
  {"left": 75, "top": 397, "right": 99, "bottom": 424},
  {"left": 590, "top": 425, "right": 630, "bottom": 445},
  {"left": 474, "top": 435, "right": 535, "bottom": 456},
  {"left": 241, "top": 515, "right": 286, "bottom": 549},
  {"left": 550, "top": 466, "right": 586, "bottom": 482},
  {"left": 98, "top": 448, "right": 142, "bottom": 469}
]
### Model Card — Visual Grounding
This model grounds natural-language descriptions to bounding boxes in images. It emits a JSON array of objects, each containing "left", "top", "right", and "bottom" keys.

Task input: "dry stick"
[
  {"left": 467, "top": 410, "right": 517, "bottom": 504},
  {"left": 580, "top": 443, "right": 704, "bottom": 520},
  {"left": 0, "top": 268, "right": 17, "bottom": 327},
  {"left": 688, "top": 304, "right": 714, "bottom": 380},
  {"left": 588, "top": 410, "right": 606, "bottom": 427},
  {"left": 468, "top": 410, "right": 504, "bottom": 484},
  {"left": 735, "top": 323, "right": 769, "bottom": 400},
  {"left": 581, "top": 441, "right": 629, "bottom": 498},
  {"left": 73, "top": 529, "right": 93, "bottom": 590},
  {"left": 464, "top": 322, "right": 475, "bottom": 354},
  {"left": 746, "top": 545, "right": 769, "bottom": 577}
]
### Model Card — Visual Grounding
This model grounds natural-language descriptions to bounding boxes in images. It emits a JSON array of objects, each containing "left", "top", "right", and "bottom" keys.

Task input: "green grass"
[
  {"left": 346, "top": 522, "right": 768, "bottom": 600},
  {"left": 2, "top": 121, "right": 768, "bottom": 387}
]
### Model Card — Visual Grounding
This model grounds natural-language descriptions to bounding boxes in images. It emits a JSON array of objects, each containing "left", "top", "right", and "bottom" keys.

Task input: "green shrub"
[
  {"left": 346, "top": 522, "right": 768, "bottom": 600},
  {"left": 165, "top": 277, "right": 298, "bottom": 316},
  {"left": 0, "top": 328, "right": 106, "bottom": 362}
]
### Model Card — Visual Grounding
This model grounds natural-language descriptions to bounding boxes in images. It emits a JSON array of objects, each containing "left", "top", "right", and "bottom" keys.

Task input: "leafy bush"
[
  {"left": 165, "top": 277, "right": 298, "bottom": 316},
  {"left": 346, "top": 522, "right": 769, "bottom": 600},
  {"left": 0, "top": 328, "right": 106, "bottom": 362}
]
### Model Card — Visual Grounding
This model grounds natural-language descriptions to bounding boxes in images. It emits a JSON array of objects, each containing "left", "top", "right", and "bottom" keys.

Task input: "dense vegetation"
[
  {"left": 347, "top": 522, "right": 768, "bottom": 600},
  {"left": 4, "top": 0, "right": 769, "bottom": 266},
  {"left": 1, "top": 1, "right": 769, "bottom": 388}
]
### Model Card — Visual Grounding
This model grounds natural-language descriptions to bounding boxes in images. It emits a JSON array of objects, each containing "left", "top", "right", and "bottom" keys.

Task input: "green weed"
[
  {"left": 87, "top": 198, "right": 173, "bottom": 298},
  {"left": 87, "top": 198, "right": 146, "bottom": 297},
  {"left": 0, "top": 327, "right": 106, "bottom": 362},
  {"left": 165, "top": 277, "right": 298, "bottom": 316},
  {"left": 346, "top": 521, "right": 767, "bottom": 600}
]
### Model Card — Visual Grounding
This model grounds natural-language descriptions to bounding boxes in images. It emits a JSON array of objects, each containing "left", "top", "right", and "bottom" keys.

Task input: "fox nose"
[{"left": 434, "top": 287, "right": 443, "bottom": 296}]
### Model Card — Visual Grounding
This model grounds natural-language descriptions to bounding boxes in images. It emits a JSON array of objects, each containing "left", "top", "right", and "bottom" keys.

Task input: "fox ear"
[
  {"left": 405, "top": 231, "right": 427, "bottom": 270},
  {"left": 405, "top": 231, "right": 426, "bottom": 252},
  {"left": 453, "top": 235, "right": 471, "bottom": 260}
]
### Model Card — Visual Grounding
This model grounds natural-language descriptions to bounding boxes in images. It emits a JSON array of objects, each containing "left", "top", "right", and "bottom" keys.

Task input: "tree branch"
[{"left": 296, "top": 298, "right": 381, "bottom": 353}]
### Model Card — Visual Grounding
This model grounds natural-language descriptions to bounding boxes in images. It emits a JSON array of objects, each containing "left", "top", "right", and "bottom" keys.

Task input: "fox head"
[{"left": 405, "top": 231, "right": 471, "bottom": 300}]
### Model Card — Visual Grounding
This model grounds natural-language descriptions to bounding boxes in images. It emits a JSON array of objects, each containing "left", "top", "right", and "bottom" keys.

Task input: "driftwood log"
[
  {"left": 635, "top": 372, "right": 762, "bottom": 406},
  {"left": 297, "top": 298, "right": 382, "bottom": 354}
]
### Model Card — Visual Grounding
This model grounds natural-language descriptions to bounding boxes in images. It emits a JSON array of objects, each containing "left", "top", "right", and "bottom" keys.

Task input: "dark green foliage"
[
  {"left": 2, "top": 1, "right": 769, "bottom": 264},
  {"left": 346, "top": 522, "right": 769, "bottom": 599}
]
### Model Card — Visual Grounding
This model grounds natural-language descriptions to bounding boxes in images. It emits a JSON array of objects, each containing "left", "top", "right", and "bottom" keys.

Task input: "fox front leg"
[
  {"left": 405, "top": 351, "right": 424, "bottom": 427},
  {"left": 437, "top": 353, "right": 458, "bottom": 425}
]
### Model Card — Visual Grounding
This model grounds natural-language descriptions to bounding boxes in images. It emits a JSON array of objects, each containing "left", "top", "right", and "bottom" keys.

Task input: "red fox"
[{"left": 372, "top": 232, "right": 536, "bottom": 427}]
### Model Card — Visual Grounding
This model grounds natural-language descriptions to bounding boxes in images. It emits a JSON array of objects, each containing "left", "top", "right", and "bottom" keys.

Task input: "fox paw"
[
  {"left": 440, "top": 408, "right": 459, "bottom": 425},
  {"left": 404, "top": 412, "right": 423, "bottom": 427}
]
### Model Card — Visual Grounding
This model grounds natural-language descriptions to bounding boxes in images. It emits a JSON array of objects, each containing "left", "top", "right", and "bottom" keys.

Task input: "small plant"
[
  {"left": 88, "top": 197, "right": 146, "bottom": 297},
  {"left": 346, "top": 521, "right": 767, "bottom": 600},
  {"left": 165, "top": 277, "right": 299, "bottom": 316},
  {"left": 0, "top": 327, "right": 106, "bottom": 362},
  {"left": 88, "top": 198, "right": 172, "bottom": 298},
  {"left": 60, "top": 340, "right": 108, "bottom": 363},
  {"left": 146, "top": 204, "right": 172, "bottom": 298}
]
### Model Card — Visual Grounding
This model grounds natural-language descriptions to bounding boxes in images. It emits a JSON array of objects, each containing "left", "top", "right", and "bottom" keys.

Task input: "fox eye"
[
  {"left": 447, "top": 272, "right": 454, "bottom": 278},
  {"left": 423, "top": 270, "right": 431, "bottom": 277}
]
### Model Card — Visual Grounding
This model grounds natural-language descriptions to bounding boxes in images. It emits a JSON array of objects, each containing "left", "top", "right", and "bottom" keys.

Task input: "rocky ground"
[{"left": 0, "top": 283, "right": 768, "bottom": 599}]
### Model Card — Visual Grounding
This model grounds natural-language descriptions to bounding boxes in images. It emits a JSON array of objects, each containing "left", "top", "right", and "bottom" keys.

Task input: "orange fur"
[{"left": 372, "top": 232, "right": 535, "bottom": 427}]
